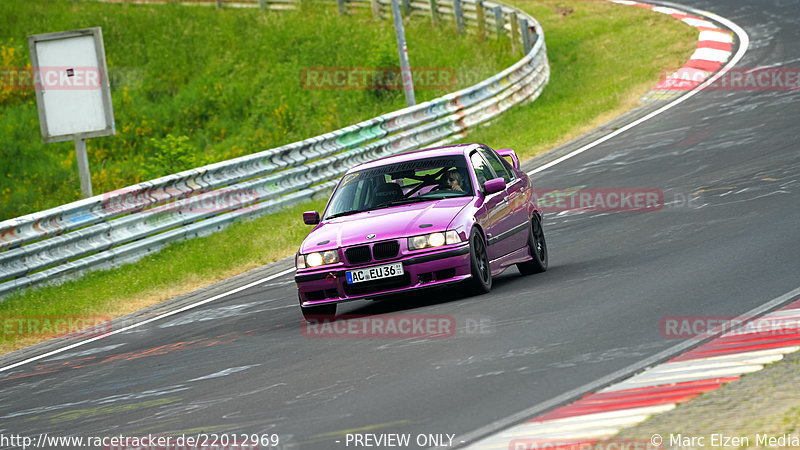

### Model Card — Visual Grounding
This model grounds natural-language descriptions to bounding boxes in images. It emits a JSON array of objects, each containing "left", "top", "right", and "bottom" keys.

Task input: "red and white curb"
[
  {"left": 609, "top": 0, "right": 735, "bottom": 100},
  {"left": 463, "top": 299, "right": 800, "bottom": 449}
]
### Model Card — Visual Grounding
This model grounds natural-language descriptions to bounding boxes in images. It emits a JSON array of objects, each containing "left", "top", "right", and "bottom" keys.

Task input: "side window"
[
  {"left": 479, "top": 147, "right": 513, "bottom": 183},
  {"left": 470, "top": 151, "right": 497, "bottom": 189}
]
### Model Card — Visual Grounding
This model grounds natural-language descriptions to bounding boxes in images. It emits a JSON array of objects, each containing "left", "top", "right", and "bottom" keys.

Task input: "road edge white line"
[
  {"left": 0, "top": 267, "right": 296, "bottom": 374},
  {"left": 442, "top": 286, "right": 800, "bottom": 449},
  {"left": 526, "top": 2, "right": 749, "bottom": 177},
  {"left": 442, "top": 2, "right": 755, "bottom": 448},
  {"left": 0, "top": 0, "right": 751, "bottom": 430}
]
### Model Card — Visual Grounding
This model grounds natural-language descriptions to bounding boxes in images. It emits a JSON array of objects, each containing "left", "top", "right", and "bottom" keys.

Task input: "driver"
[{"left": 447, "top": 170, "right": 464, "bottom": 192}]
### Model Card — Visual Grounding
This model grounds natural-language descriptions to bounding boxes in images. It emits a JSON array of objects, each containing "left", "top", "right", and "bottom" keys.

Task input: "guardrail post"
[
  {"left": 216, "top": 0, "right": 223, "bottom": 8},
  {"left": 509, "top": 11, "right": 520, "bottom": 54},
  {"left": 372, "top": 0, "right": 382, "bottom": 19},
  {"left": 520, "top": 17, "right": 531, "bottom": 53},
  {"left": 402, "top": 0, "right": 411, "bottom": 16},
  {"left": 453, "top": 0, "right": 465, "bottom": 35},
  {"left": 429, "top": 0, "right": 439, "bottom": 25},
  {"left": 493, "top": 6, "right": 504, "bottom": 39},
  {"left": 258, "top": 0, "right": 267, "bottom": 10},
  {"left": 476, "top": 0, "right": 486, "bottom": 41},
  {"left": 338, "top": 0, "right": 347, "bottom": 15}
]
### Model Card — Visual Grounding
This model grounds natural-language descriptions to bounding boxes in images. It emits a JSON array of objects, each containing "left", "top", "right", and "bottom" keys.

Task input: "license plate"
[{"left": 346, "top": 262, "right": 403, "bottom": 284}]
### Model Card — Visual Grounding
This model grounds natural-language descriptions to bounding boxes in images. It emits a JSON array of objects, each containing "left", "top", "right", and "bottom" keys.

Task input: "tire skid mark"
[{"left": 0, "top": 331, "right": 257, "bottom": 383}]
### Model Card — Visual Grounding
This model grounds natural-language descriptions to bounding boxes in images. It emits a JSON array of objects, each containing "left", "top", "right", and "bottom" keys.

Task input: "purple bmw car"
[{"left": 294, "top": 143, "right": 547, "bottom": 318}]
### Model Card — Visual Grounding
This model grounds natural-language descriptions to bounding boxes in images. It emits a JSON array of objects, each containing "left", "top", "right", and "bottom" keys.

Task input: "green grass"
[
  {"left": 0, "top": 196, "right": 329, "bottom": 354},
  {"left": 0, "top": 0, "right": 515, "bottom": 220},
  {"left": 0, "top": 0, "right": 697, "bottom": 354}
]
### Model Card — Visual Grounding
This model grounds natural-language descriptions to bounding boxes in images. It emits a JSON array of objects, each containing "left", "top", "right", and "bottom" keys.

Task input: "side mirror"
[
  {"left": 483, "top": 178, "right": 506, "bottom": 195},
  {"left": 303, "top": 211, "right": 320, "bottom": 225}
]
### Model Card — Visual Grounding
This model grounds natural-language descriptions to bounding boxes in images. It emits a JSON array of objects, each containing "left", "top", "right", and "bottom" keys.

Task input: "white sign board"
[{"left": 28, "top": 27, "right": 115, "bottom": 143}]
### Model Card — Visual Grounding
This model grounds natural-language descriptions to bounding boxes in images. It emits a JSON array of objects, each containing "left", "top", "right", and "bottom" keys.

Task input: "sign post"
[
  {"left": 28, "top": 27, "right": 115, "bottom": 198},
  {"left": 74, "top": 138, "right": 92, "bottom": 198},
  {"left": 390, "top": 0, "right": 416, "bottom": 107}
]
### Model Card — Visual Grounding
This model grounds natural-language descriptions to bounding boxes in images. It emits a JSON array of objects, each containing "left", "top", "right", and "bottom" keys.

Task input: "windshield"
[{"left": 324, "top": 155, "right": 473, "bottom": 219}]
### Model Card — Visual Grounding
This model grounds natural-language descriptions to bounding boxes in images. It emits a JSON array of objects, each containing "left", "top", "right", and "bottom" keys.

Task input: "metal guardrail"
[{"left": 0, "top": 0, "right": 549, "bottom": 297}]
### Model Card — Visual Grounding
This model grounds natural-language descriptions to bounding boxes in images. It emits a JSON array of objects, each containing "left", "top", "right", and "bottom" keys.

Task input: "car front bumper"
[{"left": 295, "top": 244, "right": 471, "bottom": 307}]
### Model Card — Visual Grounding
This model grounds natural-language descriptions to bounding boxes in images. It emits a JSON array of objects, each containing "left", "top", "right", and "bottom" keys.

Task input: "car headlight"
[
  {"left": 298, "top": 250, "right": 339, "bottom": 269},
  {"left": 408, "top": 230, "right": 461, "bottom": 250}
]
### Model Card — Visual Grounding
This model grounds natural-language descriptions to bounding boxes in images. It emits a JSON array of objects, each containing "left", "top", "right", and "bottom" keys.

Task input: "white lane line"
[
  {"left": 444, "top": 283, "right": 800, "bottom": 450},
  {"left": 0, "top": 267, "right": 296, "bottom": 374},
  {"left": 470, "top": 344, "right": 800, "bottom": 447},
  {"left": 457, "top": 4, "right": 780, "bottom": 447},
  {"left": 527, "top": 3, "right": 749, "bottom": 177}
]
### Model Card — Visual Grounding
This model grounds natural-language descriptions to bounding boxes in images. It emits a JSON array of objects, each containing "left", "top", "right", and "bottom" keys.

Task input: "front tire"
[
  {"left": 517, "top": 213, "right": 548, "bottom": 275},
  {"left": 466, "top": 228, "right": 492, "bottom": 295}
]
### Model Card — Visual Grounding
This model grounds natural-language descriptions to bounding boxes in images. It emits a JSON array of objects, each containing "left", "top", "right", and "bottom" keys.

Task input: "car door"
[
  {"left": 478, "top": 146, "right": 529, "bottom": 253},
  {"left": 469, "top": 150, "right": 510, "bottom": 261}
]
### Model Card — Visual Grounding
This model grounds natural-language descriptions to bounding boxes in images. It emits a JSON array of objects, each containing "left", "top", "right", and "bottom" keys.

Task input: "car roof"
[{"left": 347, "top": 143, "right": 483, "bottom": 172}]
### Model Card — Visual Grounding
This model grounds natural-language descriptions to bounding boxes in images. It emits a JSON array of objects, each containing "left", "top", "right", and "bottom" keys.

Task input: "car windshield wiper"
[
  {"left": 327, "top": 197, "right": 437, "bottom": 218},
  {"left": 325, "top": 209, "right": 367, "bottom": 220},
  {"left": 373, "top": 197, "right": 435, "bottom": 209}
]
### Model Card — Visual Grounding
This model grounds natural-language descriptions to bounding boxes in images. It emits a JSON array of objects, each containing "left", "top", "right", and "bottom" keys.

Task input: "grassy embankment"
[
  {"left": 0, "top": 0, "right": 514, "bottom": 220},
  {"left": 0, "top": 0, "right": 697, "bottom": 354}
]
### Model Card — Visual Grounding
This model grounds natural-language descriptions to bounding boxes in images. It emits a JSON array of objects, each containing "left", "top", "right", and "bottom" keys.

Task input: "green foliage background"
[{"left": 0, "top": 0, "right": 516, "bottom": 220}]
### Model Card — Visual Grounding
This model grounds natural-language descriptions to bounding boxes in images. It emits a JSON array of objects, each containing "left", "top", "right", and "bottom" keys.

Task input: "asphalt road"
[{"left": 1, "top": 0, "right": 798, "bottom": 449}]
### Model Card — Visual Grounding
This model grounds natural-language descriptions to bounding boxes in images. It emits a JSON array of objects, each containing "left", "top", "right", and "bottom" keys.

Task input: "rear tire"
[
  {"left": 466, "top": 228, "right": 492, "bottom": 295},
  {"left": 299, "top": 294, "right": 336, "bottom": 321},
  {"left": 517, "top": 214, "right": 548, "bottom": 275}
]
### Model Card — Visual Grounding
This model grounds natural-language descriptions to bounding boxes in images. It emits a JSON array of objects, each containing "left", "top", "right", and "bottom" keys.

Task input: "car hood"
[{"left": 301, "top": 197, "right": 473, "bottom": 252}]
